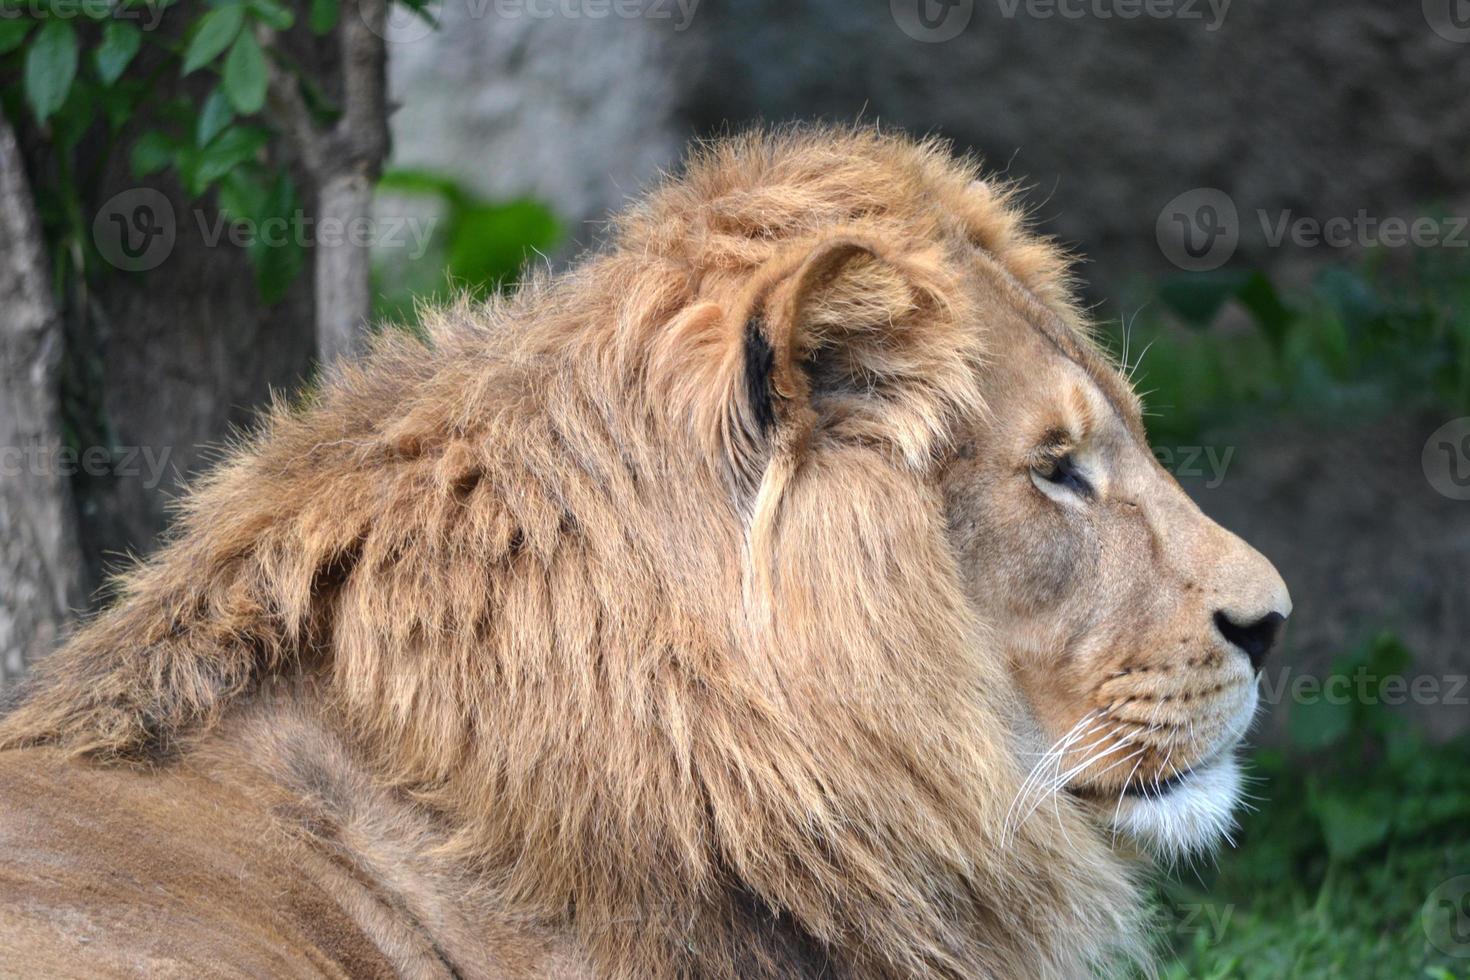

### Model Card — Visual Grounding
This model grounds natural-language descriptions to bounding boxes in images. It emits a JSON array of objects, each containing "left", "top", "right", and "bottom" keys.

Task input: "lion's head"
[
  {"left": 941, "top": 258, "right": 1290, "bottom": 859},
  {"left": 1, "top": 127, "right": 1288, "bottom": 978}
]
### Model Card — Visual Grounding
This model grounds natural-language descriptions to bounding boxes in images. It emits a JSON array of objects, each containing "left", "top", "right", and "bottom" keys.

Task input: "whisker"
[{"left": 1003, "top": 711, "right": 1105, "bottom": 840}]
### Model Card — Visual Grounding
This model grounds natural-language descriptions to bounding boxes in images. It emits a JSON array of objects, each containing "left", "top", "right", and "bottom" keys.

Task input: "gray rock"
[{"left": 384, "top": 1, "right": 703, "bottom": 254}]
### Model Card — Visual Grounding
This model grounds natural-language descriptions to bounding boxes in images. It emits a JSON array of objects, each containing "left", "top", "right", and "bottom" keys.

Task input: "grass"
[{"left": 1150, "top": 635, "right": 1470, "bottom": 979}]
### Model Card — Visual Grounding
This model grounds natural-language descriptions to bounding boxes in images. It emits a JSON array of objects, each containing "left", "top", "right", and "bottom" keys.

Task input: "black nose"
[{"left": 1213, "top": 610, "right": 1286, "bottom": 672}]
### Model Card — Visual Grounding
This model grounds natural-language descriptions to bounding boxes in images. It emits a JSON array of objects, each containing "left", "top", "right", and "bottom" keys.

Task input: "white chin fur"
[{"left": 1109, "top": 754, "right": 1242, "bottom": 861}]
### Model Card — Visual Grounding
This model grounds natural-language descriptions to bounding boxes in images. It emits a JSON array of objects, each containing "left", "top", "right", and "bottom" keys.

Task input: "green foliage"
[
  {"left": 1154, "top": 635, "right": 1470, "bottom": 978},
  {"left": 182, "top": 5, "right": 245, "bottom": 75},
  {"left": 24, "top": 18, "right": 79, "bottom": 123},
  {"left": 372, "top": 169, "right": 563, "bottom": 325},
  {"left": 220, "top": 29, "right": 265, "bottom": 113},
  {"left": 309, "top": 0, "right": 340, "bottom": 34},
  {"left": 0, "top": 0, "right": 321, "bottom": 301},
  {"left": 93, "top": 21, "right": 141, "bottom": 84},
  {"left": 1112, "top": 251, "right": 1470, "bottom": 443},
  {"left": 3, "top": 0, "right": 547, "bottom": 318}
]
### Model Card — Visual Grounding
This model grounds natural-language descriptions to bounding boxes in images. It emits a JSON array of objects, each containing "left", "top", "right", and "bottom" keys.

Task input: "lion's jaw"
[{"left": 1109, "top": 736, "right": 1248, "bottom": 858}]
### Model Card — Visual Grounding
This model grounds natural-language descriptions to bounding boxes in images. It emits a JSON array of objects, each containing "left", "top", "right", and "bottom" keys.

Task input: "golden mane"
[{"left": 1, "top": 126, "right": 1144, "bottom": 978}]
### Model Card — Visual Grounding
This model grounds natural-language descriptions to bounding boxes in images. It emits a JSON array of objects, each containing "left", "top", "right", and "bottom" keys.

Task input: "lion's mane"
[{"left": 2, "top": 127, "right": 1145, "bottom": 978}]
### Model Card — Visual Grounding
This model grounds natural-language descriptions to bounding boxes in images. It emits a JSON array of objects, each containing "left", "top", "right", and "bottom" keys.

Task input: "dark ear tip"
[{"left": 743, "top": 315, "right": 777, "bottom": 435}]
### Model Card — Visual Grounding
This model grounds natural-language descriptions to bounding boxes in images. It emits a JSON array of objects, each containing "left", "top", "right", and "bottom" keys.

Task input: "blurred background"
[{"left": 1, "top": 1, "right": 1468, "bottom": 975}]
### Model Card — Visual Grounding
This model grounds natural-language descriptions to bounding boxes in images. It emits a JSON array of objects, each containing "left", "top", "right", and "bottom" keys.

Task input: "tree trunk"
[
  {"left": 0, "top": 118, "right": 84, "bottom": 687},
  {"left": 315, "top": 173, "right": 375, "bottom": 364},
  {"left": 268, "top": 0, "right": 389, "bottom": 366}
]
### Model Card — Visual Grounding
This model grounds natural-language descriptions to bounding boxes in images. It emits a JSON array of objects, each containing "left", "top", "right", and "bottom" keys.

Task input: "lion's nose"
[{"left": 1213, "top": 610, "right": 1286, "bottom": 672}]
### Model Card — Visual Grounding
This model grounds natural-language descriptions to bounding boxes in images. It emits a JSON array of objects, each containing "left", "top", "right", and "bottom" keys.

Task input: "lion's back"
[{"left": 0, "top": 748, "right": 395, "bottom": 979}]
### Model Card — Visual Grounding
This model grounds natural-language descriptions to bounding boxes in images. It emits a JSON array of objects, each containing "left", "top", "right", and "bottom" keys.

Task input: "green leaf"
[
  {"left": 93, "top": 21, "right": 142, "bottom": 85},
  {"left": 192, "top": 125, "right": 269, "bottom": 193},
  {"left": 1234, "top": 272, "right": 1295, "bottom": 350},
  {"left": 222, "top": 31, "right": 267, "bottom": 114},
  {"left": 173, "top": 144, "right": 203, "bottom": 197},
  {"left": 1290, "top": 693, "right": 1354, "bottom": 751},
  {"left": 1308, "top": 788, "right": 1393, "bottom": 861},
  {"left": 1159, "top": 271, "right": 1252, "bottom": 327},
  {"left": 24, "top": 19, "right": 79, "bottom": 124},
  {"left": 216, "top": 170, "right": 269, "bottom": 222},
  {"left": 182, "top": 3, "right": 245, "bottom": 75},
  {"left": 1362, "top": 631, "right": 1413, "bottom": 679},
  {"left": 0, "top": 18, "right": 33, "bottom": 55},
  {"left": 446, "top": 199, "right": 561, "bottom": 293},
  {"left": 129, "top": 130, "right": 177, "bottom": 178},
  {"left": 309, "top": 0, "right": 339, "bottom": 33},
  {"left": 1316, "top": 265, "right": 1383, "bottom": 335},
  {"left": 378, "top": 168, "right": 469, "bottom": 205},
  {"left": 50, "top": 78, "right": 95, "bottom": 153},
  {"left": 247, "top": 0, "right": 295, "bottom": 30},
  {"left": 248, "top": 172, "right": 304, "bottom": 303},
  {"left": 195, "top": 88, "right": 235, "bottom": 146}
]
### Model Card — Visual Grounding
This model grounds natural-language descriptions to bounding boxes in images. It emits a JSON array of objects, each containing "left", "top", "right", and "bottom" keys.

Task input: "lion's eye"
[{"left": 1031, "top": 453, "right": 1093, "bottom": 498}]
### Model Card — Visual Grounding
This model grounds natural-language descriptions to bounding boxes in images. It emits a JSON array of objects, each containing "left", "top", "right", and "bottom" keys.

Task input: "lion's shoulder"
[{"left": 0, "top": 748, "right": 397, "bottom": 978}]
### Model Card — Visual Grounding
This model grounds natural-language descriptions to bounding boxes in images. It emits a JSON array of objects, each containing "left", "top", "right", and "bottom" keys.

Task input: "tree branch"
[{"left": 261, "top": 0, "right": 392, "bottom": 365}]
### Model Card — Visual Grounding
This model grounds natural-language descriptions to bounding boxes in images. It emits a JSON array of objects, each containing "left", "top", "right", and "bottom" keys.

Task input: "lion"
[{"left": 0, "top": 126, "right": 1289, "bottom": 979}]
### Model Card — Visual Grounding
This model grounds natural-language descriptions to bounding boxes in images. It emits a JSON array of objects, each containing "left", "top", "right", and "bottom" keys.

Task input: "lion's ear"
[
  {"left": 723, "top": 235, "right": 960, "bottom": 492},
  {"left": 739, "top": 238, "right": 880, "bottom": 434}
]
